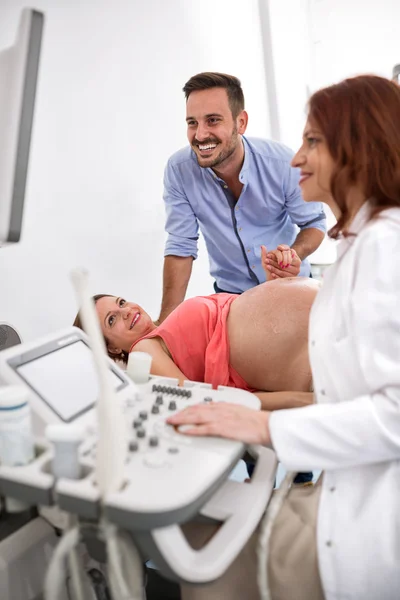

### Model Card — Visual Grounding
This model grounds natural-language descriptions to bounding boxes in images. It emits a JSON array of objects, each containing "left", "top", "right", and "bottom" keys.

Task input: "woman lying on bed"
[{"left": 74, "top": 248, "right": 320, "bottom": 410}]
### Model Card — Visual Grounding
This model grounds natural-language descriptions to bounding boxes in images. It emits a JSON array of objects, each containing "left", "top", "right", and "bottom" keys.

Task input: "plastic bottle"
[
  {"left": 0, "top": 385, "right": 34, "bottom": 512},
  {"left": 127, "top": 351, "right": 152, "bottom": 384}
]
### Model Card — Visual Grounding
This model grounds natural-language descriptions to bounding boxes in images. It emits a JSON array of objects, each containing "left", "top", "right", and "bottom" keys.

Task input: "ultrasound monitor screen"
[{"left": 16, "top": 340, "right": 125, "bottom": 422}]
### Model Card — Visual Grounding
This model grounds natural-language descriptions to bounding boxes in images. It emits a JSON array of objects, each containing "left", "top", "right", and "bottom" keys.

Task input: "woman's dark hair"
[
  {"left": 308, "top": 75, "right": 400, "bottom": 238},
  {"left": 183, "top": 72, "right": 245, "bottom": 119},
  {"left": 73, "top": 294, "right": 129, "bottom": 364}
]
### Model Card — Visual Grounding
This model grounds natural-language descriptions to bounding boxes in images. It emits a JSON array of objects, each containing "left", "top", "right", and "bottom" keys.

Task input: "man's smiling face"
[{"left": 186, "top": 87, "right": 245, "bottom": 169}]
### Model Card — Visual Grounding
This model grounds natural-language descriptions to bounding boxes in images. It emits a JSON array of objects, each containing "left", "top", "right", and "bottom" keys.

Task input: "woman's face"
[
  {"left": 291, "top": 119, "right": 338, "bottom": 215},
  {"left": 96, "top": 296, "right": 155, "bottom": 354}
]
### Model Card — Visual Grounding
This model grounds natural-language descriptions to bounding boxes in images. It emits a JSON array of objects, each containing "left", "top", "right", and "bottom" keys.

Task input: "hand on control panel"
[{"left": 167, "top": 402, "right": 271, "bottom": 446}]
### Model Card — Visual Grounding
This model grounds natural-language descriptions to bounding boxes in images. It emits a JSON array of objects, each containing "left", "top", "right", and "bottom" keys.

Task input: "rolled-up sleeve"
[
  {"left": 284, "top": 163, "right": 327, "bottom": 233},
  {"left": 163, "top": 160, "right": 199, "bottom": 259}
]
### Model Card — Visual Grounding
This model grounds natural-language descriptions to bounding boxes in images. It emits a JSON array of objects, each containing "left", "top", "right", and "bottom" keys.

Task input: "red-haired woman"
[{"left": 170, "top": 75, "right": 400, "bottom": 600}]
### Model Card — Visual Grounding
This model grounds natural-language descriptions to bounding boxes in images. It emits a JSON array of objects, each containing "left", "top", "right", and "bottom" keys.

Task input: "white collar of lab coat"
[{"left": 336, "top": 201, "right": 371, "bottom": 259}]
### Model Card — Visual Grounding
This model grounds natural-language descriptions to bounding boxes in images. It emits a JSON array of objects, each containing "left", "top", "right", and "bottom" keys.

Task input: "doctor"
[{"left": 168, "top": 74, "right": 400, "bottom": 600}]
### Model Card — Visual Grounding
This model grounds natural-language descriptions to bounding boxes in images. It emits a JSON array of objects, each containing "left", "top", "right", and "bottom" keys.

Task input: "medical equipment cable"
[
  {"left": 256, "top": 470, "right": 296, "bottom": 600},
  {"left": 66, "top": 514, "right": 87, "bottom": 600},
  {"left": 106, "top": 521, "right": 133, "bottom": 600},
  {"left": 71, "top": 269, "right": 142, "bottom": 599},
  {"left": 44, "top": 526, "right": 80, "bottom": 600},
  {"left": 67, "top": 545, "right": 86, "bottom": 600},
  {"left": 70, "top": 268, "right": 127, "bottom": 498},
  {"left": 104, "top": 520, "right": 144, "bottom": 600}
]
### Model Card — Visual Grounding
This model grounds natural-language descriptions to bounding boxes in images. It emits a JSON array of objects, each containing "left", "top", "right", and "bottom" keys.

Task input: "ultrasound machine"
[{"left": 0, "top": 9, "right": 277, "bottom": 600}]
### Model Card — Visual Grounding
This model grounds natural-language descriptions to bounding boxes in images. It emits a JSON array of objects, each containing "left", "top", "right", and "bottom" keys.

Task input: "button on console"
[
  {"left": 144, "top": 455, "right": 167, "bottom": 468},
  {"left": 129, "top": 441, "right": 139, "bottom": 452}
]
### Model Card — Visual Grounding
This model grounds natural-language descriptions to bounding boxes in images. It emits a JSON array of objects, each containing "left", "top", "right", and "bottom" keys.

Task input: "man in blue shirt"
[{"left": 158, "top": 72, "right": 326, "bottom": 322}]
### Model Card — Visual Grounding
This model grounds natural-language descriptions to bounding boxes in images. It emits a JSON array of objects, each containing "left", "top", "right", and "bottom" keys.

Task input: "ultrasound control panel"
[
  {"left": 0, "top": 326, "right": 277, "bottom": 585},
  {"left": 57, "top": 377, "right": 261, "bottom": 528}
]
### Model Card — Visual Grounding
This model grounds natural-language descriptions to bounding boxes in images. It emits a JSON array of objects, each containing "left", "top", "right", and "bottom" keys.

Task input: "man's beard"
[{"left": 193, "top": 126, "right": 239, "bottom": 169}]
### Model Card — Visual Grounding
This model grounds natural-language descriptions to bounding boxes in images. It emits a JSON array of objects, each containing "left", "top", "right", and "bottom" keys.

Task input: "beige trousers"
[{"left": 181, "top": 480, "right": 324, "bottom": 600}]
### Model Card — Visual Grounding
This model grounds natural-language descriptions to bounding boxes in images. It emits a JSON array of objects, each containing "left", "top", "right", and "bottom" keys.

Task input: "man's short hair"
[{"left": 183, "top": 72, "right": 245, "bottom": 119}]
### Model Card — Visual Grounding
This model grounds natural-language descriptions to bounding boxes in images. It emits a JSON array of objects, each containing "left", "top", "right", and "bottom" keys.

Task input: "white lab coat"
[{"left": 269, "top": 202, "right": 400, "bottom": 600}]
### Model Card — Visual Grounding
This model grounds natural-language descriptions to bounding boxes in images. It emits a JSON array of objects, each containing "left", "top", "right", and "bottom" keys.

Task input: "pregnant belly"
[{"left": 227, "top": 278, "right": 319, "bottom": 391}]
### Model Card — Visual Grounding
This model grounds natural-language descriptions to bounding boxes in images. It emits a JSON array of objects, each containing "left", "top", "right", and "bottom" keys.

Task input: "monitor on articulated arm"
[{"left": 0, "top": 8, "right": 44, "bottom": 246}]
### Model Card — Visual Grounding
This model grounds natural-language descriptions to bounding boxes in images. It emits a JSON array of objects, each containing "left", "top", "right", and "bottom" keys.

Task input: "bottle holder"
[
  {"left": 0, "top": 437, "right": 97, "bottom": 511},
  {"left": 0, "top": 439, "right": 54, "bottom": 506}
]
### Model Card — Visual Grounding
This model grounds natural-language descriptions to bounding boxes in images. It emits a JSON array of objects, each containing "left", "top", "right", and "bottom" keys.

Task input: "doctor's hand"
[
  {"left": 167, "top": 403, "right": 272, "bottom": 447},
  {"left": 262, "top": 244, "right": 301, "bottom": 280}
]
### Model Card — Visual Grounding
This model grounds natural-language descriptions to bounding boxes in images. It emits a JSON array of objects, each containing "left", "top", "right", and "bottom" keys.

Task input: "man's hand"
[{"left": 261, "top": 244, "right": 301, "bottom": 280}]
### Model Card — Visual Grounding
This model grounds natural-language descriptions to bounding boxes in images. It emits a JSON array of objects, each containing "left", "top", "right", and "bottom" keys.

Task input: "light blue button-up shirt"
[{"left": 163, "top": 136, "right": 326, "bottom": 293}]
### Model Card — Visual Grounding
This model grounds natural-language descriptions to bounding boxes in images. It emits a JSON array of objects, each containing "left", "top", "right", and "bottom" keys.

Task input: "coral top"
[{"left": 130, "top": 294, "right": 253, "bottom": 391}]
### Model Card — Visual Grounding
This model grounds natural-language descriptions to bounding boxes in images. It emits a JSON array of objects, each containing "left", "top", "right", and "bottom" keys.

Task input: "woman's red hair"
[{"left": 308, "top": 75, "right": 400, "bottom": 238}]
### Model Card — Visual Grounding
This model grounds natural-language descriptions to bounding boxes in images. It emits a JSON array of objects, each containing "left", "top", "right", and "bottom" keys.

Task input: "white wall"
[
  {"left": 308, "top": 0, "right": 400, "bottom": 263},
  {"left": 2, "top": 0, "right": 398, "bottom": 341},
  {"left": 262, "top": 0, "right": 313, "bottom": 151},
  {"left": 0, "top": 0, "right": 270, "bottom": 342},
  {"left": 265, "top": 0, "right": 400, "bottom": 148},
  {"left": 308, "top": 0, "right": 400, "bottom": 89},
  {"left": 264, "top": 0, "right": 400, "bottom": 264}
]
